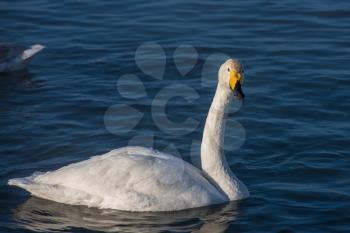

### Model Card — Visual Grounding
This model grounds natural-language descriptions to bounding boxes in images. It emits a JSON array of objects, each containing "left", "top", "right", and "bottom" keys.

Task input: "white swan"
[
  {"left": 8, "top": 58, "right": 249, "bottom": 211},
  {"left": 0, "top": 43, "right": 45, "bottom": 72}
]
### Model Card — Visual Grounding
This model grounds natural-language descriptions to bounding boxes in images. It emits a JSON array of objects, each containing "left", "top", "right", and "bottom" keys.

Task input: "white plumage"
[
  {"left": 9, "top": 147, "right": 226, "bottom": 211},
  {"left": 9, "top": 58, "right": 249, "bottom": 211}
]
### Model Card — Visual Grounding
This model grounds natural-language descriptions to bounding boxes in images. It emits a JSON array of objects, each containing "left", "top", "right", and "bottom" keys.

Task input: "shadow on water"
[
  {"left": 0, "top": 69, "right": 34, "bottom": 92},
  {"left": 12, "top": 197, "right": 240, "bottom": 233}
]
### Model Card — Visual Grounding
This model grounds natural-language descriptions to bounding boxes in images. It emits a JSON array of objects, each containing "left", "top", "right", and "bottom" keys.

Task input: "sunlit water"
[{"left": 1, "top": 0, "right": 350, "bottom": 232}]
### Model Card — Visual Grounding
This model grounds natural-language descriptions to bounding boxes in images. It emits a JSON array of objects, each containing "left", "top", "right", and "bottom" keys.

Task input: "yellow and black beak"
[{"left": 229, "top": 70, "right": 245, "bottom": 100}]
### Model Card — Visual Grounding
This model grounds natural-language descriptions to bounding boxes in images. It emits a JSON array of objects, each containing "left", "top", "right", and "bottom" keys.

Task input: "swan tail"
[
  {"left": 8, "top": 172, "right": 46, "bottom": 193},
  {"left": 8, "top": 175, "right": 102, "bottom": 207},
  {"left": 8, "top": 177, "right": 34, "bottom": 188},
  {"left": 21, "top": 44, "right": 45, "bottom": 61}
]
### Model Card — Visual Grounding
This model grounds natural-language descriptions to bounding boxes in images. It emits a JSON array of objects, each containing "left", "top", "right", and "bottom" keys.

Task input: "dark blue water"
[{"left": 1, "top": 0, "right": 350, "bottom": 232}]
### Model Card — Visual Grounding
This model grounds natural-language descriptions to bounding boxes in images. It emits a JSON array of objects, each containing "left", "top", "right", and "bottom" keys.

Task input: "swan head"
[{"left": 219, "top": 59, "right": 245, "bottom": 100}]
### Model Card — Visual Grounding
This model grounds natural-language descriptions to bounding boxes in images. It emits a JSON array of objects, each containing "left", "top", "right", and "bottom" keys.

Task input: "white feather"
[
  {"left": 8, "top": 59, "right": 249, "bottom": 211},
  {"left": 0, "top": 43, "right": 45, "bottom": 72}
]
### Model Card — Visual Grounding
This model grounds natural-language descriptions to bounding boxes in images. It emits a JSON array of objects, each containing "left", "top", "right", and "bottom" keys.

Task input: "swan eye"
[{"left": 227, "top": 68, "right": 230, "bottom": 72}]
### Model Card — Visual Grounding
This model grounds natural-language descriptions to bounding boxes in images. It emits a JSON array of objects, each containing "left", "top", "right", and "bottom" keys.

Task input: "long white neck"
[{"left": 200, "top": 84, "right": 249, "bottom": 200}]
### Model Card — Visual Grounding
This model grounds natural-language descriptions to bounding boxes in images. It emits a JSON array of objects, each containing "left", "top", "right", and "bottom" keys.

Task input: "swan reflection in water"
[
  {"left": 0, "top": 69, "right": 47, "bottom": 94},
  {"left": 12, "top": 197, "right": 240, "bottom": 233}
]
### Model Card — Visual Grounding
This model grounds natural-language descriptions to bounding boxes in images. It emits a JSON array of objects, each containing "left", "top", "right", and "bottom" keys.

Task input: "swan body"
[
  {"left": 9, "top": 58, "right": 249, "bottom": 211},
  {"left": 0, "top": 43, "right": 45, "bottom": 72},
  {"left": 9, "top": 147, "right": 227, "bottom": 211}
]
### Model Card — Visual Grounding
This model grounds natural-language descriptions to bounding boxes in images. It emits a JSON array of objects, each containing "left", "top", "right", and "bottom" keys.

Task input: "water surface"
[{"left": 1, "top": 0, "right": 350, "bottom": 232}]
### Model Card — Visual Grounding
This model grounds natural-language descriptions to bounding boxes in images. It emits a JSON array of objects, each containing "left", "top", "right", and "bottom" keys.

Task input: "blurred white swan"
[
  {"left": 9, "top": 58, "right": 249, "bottom": 211},
  {"left": 0, "top": 43, "right": 45, "bottom": 72}
]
